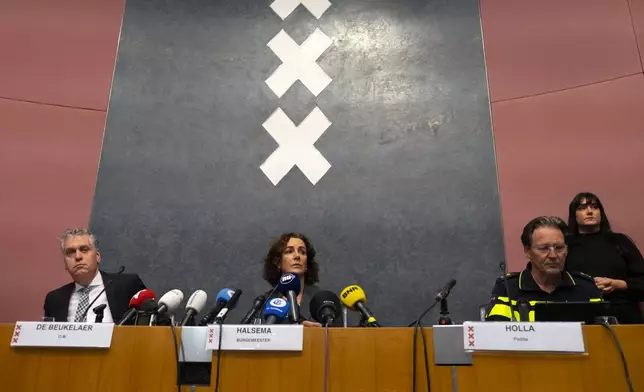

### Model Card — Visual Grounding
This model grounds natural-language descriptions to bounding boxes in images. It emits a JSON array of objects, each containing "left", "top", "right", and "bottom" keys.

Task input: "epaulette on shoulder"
[
  {"left": 569, "top": 271, "right": 595, "bottom": 282},
  {"left": 499, "top": 272, "right": 520, "bottom": 280}
]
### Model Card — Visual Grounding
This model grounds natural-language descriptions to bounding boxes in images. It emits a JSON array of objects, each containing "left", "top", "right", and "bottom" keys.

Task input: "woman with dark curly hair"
[
  {"left": 566, "top": 192, "right": 644, "bottom": 324},
  {"left": 257, "top": 232, "right": 325, "bottom": 326}
]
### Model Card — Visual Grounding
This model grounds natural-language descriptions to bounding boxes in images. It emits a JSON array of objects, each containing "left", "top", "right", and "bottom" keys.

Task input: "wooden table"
[{"left": 1, "top": 324, "right": 642, "bottom": 391}]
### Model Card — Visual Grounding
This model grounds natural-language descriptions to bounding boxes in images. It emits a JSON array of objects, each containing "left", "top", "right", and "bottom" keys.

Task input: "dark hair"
[
  {"left": 567, "top": 192, "right": 612, "bottom": 235},
  {"left": 520, "top": 216, "right": 568, "bottom": 247},
  {"left": 262, "top": 233, "right": 320, "bottom": 287}
]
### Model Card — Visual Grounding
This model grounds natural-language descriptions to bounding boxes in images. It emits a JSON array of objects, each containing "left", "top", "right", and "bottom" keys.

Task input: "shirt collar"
[
  {"left": 519, "top": 262, "right": 576, "bottom": 292},
  {"left": 74, "top": 271, "right": 103, "bottom": 292}
]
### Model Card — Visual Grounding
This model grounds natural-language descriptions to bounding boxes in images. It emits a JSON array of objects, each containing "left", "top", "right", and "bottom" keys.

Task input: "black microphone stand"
[
  {"left": 499, "top": 261, "right": 517, "bottom": 321},
  {"left": 184, "top": 314, "right": 196, "bottom": 327},
  {"left": 93, "top": 304, "right": 107, "bottom": 323},
  {"left": 77, "top": 266, "right": 126, "bottom": 322},
  {"left": 411, "top": 278, "right": 457, "bottom": 392},
  {"left": 135, "top": 299, "right": 158, "bottom": 326},
  {"left": 437, "top": 299, "right": 453, "bottom": 325}
]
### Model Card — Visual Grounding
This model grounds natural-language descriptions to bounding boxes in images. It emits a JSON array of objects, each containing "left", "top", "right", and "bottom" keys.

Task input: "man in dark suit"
[{"left": 43, "top": 228, "right": 146, "bottom": 323}]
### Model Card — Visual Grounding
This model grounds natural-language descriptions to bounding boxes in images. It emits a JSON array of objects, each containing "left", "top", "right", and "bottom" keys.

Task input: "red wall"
[
  {"left": 0, "top": 0, "right": 125, "bottom": 322},
  {"left": 480, "top": 0, "right": 644, "bottom": 270}
]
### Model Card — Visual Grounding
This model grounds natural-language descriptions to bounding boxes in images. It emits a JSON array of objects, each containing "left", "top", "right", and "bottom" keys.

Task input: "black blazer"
[{"left": 43, "top": 271, "right": 146, "bottom": 323}]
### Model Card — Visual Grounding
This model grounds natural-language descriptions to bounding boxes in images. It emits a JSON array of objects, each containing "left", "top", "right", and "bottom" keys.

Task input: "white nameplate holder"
[
  {"left": 205, "top": 325, "right": 303, "bottom": 351},
  {"left": 10, "top": 322, "right": 114, "bottom": 348},
  {"left": 463, "top": 321, "right": 585, "bottom": 353}
]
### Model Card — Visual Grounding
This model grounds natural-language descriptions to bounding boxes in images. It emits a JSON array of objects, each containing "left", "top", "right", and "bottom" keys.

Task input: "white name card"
[
  {"left": 10, "top": 322, "right": 114, "bottom": 348},
  {"left": 463, "top": 321, "right": 585, "bottom": 353},
  {"left": 205, "top": 325, "right": 303, "bottom": 351}
]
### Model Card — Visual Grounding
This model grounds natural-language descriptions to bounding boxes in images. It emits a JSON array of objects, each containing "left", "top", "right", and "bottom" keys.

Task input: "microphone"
[
  {"left": 407, "top": 278, "right": 458, "bottom": 327},
  {"left": 157, "top": 289, "right": 184, "bottom": 315},
  {"left": 410, "top": 279, "right": 456, "bottom": 392},
  {"left": 92, "top": 304, "right": 107, "bottom": 323},
  {"left": 435, "top": 279, "right": 457, "bottom": 301},
  {"left": 276, "top": 273, "right": 301, "bottom": 323},
  {"left": 199, "top": 288, "right": 234, "bottom": 326},
  {"left": 179, "top": 290, "right": 208, "bottom": 326},
  {"left": 340, "top": 285, "right": 380, "bottom": 327},
  {"left": 117, "top": 289, "right": 157, "bottom": 325},
  {"left": 309, "top": 290, "right": 341, "bottom": 325},
  {"left": 135, "top": 298, "right": 158, "bottom": 326},
  {"left": 78, "top": 266, "right": 126, "bottom": 322},
  {"left": 239, "top": 294, "right": 267, "bottom": 324},
  {"left": 500, "top": 261, "right": 516, "bottom": 321},
  {"left": 263, "top": 298, "right": 289, "bottom": 324},
  {"left": 214, "top": 289, "right": 242, "bottom": 324},
  {"left": 516, "top": 298, "right": 530, "bottom": 321}
]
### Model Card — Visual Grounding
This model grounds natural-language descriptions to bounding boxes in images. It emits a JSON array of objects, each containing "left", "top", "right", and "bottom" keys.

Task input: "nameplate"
[
  {"left": 10, "top": 322, "right": 114, "bottom": 348},
  {"left": 463, "top": 321, "right": 585, "bottom": 353},
  {"left": 205, "top": 325, "right": 303, "bottom": 351}
]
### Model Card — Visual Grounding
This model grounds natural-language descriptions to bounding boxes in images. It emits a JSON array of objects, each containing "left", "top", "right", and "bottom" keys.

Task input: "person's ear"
[{"left": 523, "top": 246, "right": 531, "bottom": 261}]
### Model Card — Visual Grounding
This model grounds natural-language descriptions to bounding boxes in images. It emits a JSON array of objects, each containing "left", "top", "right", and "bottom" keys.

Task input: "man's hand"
[
  {"left": 302, "top": 320, "right": 322, "bottom": 327},
  {"left": 594, "top": 277, "right": 627, "bottom": 294}
]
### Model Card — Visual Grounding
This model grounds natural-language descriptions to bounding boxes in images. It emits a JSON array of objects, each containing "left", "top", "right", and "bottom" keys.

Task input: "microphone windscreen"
[
  {"left": 186, "top": 290, "right": 208, "bottom": 312},
  {"left": 158, "top": 289, "right": 184, "bottom": 313},
  {"left": 309, "top": 290, "right": 341, "bottom": 323},
  {"left": 263, "top": 298, "right": 289, "bottom": 321},
  {"left": 340, "top": 285, "right": 367, "bottom": 309},
  {"left": 140, "top": 298, "right": 158, "bottom": 312},
  {"left": 276, "top": 273, "right": 301, "bottom": 295},
  {"left": 216, "top": 288, "right": 235, "bottom": 303},
  {"left": 129, "top": 289, "right": 157, "bottom": 309},
  {"left": 226, "top": 289, "right": 243, "bottom": 309}
]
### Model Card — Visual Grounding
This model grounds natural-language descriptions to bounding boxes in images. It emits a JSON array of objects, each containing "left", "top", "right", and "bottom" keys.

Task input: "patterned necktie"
[{"left": 74, "top": 286, "right": 93, "bottom": 322}]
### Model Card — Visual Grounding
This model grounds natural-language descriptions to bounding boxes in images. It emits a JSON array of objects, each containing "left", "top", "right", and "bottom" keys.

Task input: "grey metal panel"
[
  {"left": 180, "top": 326, "right": 213, "bottom": 363},
  {"left": 433, "top": 325, "right": 473, "bottom": 365},
  {"left": 91, "top": 0, "right": 504, "bottom": 326}
]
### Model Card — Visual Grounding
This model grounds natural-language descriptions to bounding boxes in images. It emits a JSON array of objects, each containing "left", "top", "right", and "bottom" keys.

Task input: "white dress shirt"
[{"left": 67, "top": 271, "right": 114, "bottom": 323}]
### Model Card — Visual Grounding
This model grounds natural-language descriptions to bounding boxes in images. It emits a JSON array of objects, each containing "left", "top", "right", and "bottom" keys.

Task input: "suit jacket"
[{"left": 43, "top": 271, "right": 146, "bottom": 323}]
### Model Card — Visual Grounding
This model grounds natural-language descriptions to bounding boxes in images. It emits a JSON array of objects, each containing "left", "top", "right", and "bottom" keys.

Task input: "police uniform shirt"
[{"left": 485, "top": 262, "right": 603, "bottom": 321}]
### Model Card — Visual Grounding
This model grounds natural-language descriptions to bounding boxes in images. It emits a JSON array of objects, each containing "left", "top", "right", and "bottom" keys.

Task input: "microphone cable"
[
  {"left": 211, "top": 284, "right": 279, "bottom": 392},
  {"left": 323, "top": 321, "right": 330, "bottom": 392},
  {"left": 169, "top": 320, "right": 181, "bottom": 392},
  {"left": 214, "top": 318, "right": 225, "bottom": 392},
  {"left": 599, "top": 318, "right": 634, "bottom": 392},
  {"left": 412, "top": 301, "right": 440, "bottom": 392}
]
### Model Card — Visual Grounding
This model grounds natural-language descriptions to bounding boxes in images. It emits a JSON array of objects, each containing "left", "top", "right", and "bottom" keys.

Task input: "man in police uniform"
[{"left": 485, "top": 216, "right": 602, "bottom": 321}]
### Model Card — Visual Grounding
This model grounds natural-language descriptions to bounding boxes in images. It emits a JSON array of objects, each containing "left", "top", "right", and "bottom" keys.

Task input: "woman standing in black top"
[{"left": 566, "top": 192, "right": 644, "bottom": 324}]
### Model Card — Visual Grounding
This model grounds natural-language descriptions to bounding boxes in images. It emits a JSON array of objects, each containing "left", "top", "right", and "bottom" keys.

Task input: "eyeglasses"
[{"left": 531, "top": 244, "right": 567, "bottom": 254}]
